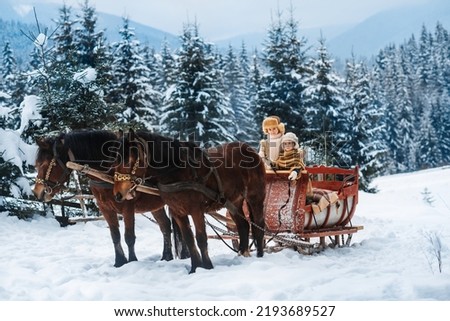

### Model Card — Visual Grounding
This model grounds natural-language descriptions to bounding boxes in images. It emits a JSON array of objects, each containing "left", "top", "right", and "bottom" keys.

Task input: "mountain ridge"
[{"left": 1, "top": 0, "right": 450, "bottom": 61}]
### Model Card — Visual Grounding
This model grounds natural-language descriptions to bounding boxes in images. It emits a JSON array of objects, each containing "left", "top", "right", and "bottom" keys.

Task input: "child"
[
  {"left": 258, "top": 116, "right": 285, "bottom": 169},
  {"left": 272, "top": 132, "right": 305, "bottom": 180}
]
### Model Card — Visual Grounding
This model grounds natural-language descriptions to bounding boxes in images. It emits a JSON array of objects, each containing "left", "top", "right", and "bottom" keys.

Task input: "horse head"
[
  {"left": 33, "top": 134, "right": 72, "bottom": 202},
  {"left": 113, "top": 129, "right": 148, "bottom": 202}
]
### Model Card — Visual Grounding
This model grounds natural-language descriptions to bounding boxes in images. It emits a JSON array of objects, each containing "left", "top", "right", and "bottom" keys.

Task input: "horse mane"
[
  {"left": 133, "top": 130, "right": 202, "bottom": 172},
  {"left": 35, "top": 136, "right": 58, "bottom": 164},
  {"left": 63, "top": 130, "right": 119, "bottom": 167}
]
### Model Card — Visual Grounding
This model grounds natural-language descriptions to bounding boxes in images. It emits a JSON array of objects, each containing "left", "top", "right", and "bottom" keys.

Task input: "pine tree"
[
  {"left": 248, "top": 49, "right": 264, "bottom": 145},
  {"left": 237, "top": 42, "right": 260, "bottom": 145},
  {"left": 344, "top": 56, "right": 385, "bottom": 191},
  {"left": 3, "top": 41, "right": 27, "bottom": 105},
  {"left": 303, "top": 36, "right": 345, "bottom": 166},
  {"left": 257, "top": 10, "right": 309, "bottom": 135},
  {"left": 161, "top": 22, "right": 233, "bottom": 146},
  {"left": 1, "top": 41, "right": 26, "bottom": 128},
  {"left": 109, "top": 17, "right": 160, "bottom": 130},
  {"left": 160, "top": 39, "right": 176, "bottom": 91},
  {"left": 25, "top": 1, "right": 114, "bottom": 135},
  {"left": 223, "top": 45, "right": 252, "bottom": 142}
]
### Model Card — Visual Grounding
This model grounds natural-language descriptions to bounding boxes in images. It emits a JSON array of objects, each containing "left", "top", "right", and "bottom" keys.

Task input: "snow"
[
  {"left": 73, "top": 67, "right": 97, "bottom": 85},
  {"left": 1, "top": 166, "right": 450, "bottom": 303},
  {"left": 0, "top": 129, "right": 37, "bottom": 173},
  {"left": 34, "top": 33, "right": 47, "bottom": 47},
  {"left": 17, "top": 95, "right": 42, "bottom": 135}
]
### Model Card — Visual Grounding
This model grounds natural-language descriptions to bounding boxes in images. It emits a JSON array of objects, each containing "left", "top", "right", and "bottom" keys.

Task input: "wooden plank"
[
  {"left": 299, "top": 226, "right": 363, "bottom": 238},
  {"left": 67, "top": 161, "right": 160, "bottom": 196}
]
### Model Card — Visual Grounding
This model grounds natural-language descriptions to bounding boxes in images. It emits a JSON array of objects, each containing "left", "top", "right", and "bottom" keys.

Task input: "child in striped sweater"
[{"left": 271, "top": 132, "right": 305, "bottom": 180}]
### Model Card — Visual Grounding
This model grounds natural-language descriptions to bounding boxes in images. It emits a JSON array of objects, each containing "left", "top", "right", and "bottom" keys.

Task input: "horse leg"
[
  {"left": 169, "top": 207, "right": 190, "bottom": 259},
  {"left": 150, "top": 207, "right": 174, "bottom": 261},
  {"left": 122, "top": 202, "right": 137, "bottom": 262},
  {"left": 229, "top": 201, "right": 251, "bottom": 257},
  {"left": 172, "top": 214, "right": 202, "bottom": 273},
  {"left": 102, "top": 208, "right": 128, "bottom": 267},
  {"left": 245, "top": 198, "right": 266, "bottom": 257},
  {"left": 191, "top": 211, "right": 214, "bottom": 270}
]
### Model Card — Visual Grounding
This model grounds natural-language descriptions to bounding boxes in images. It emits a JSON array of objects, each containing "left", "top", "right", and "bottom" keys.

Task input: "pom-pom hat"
[
  {"left": 281, "top": 132, "right": 299, "bottom": 149},
  {"left": 262, "top": 116, "right": 285, "bottom": 135}
]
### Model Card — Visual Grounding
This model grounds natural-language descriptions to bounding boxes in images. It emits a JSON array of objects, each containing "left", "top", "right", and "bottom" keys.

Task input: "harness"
[
  {"left": 35, "top": 140, "right": 72, "bottom": 194},
  {"left": 114, "top": 136, "right": 230, "bottom": 210}
]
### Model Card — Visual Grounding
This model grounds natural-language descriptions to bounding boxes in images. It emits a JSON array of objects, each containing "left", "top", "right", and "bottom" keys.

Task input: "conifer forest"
[{"left": 1, "top": 1, "right": 450, "bottom": 210}]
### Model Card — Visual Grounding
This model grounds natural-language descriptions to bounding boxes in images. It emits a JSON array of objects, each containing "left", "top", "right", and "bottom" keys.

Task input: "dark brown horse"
[
  {"left": 112, "top": 130, "right": 266, "bottom": 273},
  {"left": 32, "top": 130, "right": 188, "bottom": 267}
]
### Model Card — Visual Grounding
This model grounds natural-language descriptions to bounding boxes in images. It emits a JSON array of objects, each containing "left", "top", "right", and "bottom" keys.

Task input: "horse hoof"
[
  {"left": 161, "top": 253, "right": 174, "bottom": 261},
  {"left": 114, "top": 261, "right": 127, "bottom": 268},
  {"left": 239, "top": 250, "right": 251, "bottom": 257}
]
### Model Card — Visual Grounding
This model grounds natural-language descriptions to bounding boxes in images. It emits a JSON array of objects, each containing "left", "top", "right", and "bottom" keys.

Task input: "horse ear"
[
  {"left": 117, "top": 129, "right": 124, "bottom": 139},
  {"left": 36, "top": 137, "right": 49, "bottom": 149},
  {"left": 128, "top": 128, "right": 135, "bottom": 140}
]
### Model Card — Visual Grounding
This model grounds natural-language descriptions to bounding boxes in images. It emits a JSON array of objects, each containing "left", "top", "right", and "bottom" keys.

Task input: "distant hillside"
[
  {"left": 2, "top": 0, "right": 450, "bottom": 64},
  {"left": 214, "top": 0, "right": 450, "bottom": 60},
  {"left": 0, "top": 0, "right": 179, "bottom": 56},
  {"left": 214, "top": 23, "right": 355, "bottom": 54},
  {"left": 327, "top": 0, "right": 450, "bottom": 59}
]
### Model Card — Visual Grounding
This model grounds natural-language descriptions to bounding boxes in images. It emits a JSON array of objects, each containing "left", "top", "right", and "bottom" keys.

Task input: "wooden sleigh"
[
  {"left": 207, "top": 165, "right": 363, "bottom": 254},
  {"left": 261, "top": 166, "right": 363, "bottom": 253}
]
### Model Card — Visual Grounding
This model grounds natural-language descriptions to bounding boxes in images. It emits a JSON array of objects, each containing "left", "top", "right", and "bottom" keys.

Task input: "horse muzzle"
[
  {"left": 114, "top": 190, "right": 135, "bottom": 202},
  {"left": 32, "top": 185, "right": 54, "bottom": 202}
]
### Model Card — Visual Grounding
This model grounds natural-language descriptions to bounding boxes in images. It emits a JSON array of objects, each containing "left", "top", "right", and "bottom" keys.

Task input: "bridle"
[
  {"left": 114, "top": 155, "right": 144, "bottom": 193},
  {"left": 35, "top": 140, "right": 72, "bottom": 195},
  {"left": 114, "top": 135, "right": 149, "bottom": 194}
]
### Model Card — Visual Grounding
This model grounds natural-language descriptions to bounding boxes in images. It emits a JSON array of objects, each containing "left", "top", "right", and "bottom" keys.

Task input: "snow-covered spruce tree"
[
  {"left": 417, "top": 97, "right": 442, "bottom": 169},
  {"left": 1, "top": 41, "right": 26, "bottom": 129},
  {"left": 223, "top": 45, "right": 253, "bottom": 143},
  {"left": 343, "top": 55, "right": 386, "bottom": 191},
  {"left": 74, "top": 0, "right": 112, "bottom": 87},
  {"left": 257, "top": 9, "right": 310, "bottom": 135},
  {"left": 389, "top": 47, "right": 416, "bottom": 172},
  {"left": 248, "top": 49, "right": 264, "bottom": 146},
  {"left": 107, "top": 17, "right": 161, "bottom": 130},
  {"left": 303, "top": 36, "right": 346, "bottom": 166},
  {"left": 237, "top": 42, "right": 260, "bottom": 145},
  {"left": 160, "top": 39, "right": 177, "bottom": 92},
  {"left": 26, "top": 2, "right": 114, "bottom": 138},
  {"left": 431, "top": 22, "right": 450, "bottom": 165},
  {"left": 160, "top": 22, "right": 234, "bottom": 146}
]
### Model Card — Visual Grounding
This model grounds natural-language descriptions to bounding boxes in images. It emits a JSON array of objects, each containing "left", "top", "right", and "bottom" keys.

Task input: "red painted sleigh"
[
  {"left": 262, "top": 166, "right": 363, "bottom": 253},
  {"left": 208, "top": 165, "right": 363, "bottom": 254}
]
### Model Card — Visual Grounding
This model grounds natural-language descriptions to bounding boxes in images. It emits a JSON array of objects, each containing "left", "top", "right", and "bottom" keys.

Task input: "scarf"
[{"left": 273, "top": 149, "right": 305, "bottom": 170}]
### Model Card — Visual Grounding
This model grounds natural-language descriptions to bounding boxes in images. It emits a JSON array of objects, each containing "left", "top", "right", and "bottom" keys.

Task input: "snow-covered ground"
[{"left": 1, "top": 167, "right": 450, "bottom": 307}]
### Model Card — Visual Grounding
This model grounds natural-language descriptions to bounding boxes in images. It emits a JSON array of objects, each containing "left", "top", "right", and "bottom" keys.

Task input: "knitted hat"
[
  {"left": 281, "top": 132, "right": 299, "bottom": 149},
  {"left": 262, "top": 116, "right": 285, "bottom": 135}
]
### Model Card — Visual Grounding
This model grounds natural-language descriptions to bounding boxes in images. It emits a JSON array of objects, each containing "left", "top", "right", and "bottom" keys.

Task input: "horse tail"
[
  {"left": 170, "top": 209, "right": 190, "bottom": 259},
  {"left": 237, "top": 142, "right": 266, "bottom": 257}
]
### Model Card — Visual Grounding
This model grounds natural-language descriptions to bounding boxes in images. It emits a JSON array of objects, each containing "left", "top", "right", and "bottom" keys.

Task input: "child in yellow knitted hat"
[{"left": 258, "top": 116, "right": 285, "bottom": 169}]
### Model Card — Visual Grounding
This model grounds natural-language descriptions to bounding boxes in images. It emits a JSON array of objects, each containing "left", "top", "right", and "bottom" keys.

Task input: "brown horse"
[
  {"left": 112, "top": 130, "right": 266, "bottom": 273},
  {"left": 32, "top": 130, "right": 189, "bottom": 267}
]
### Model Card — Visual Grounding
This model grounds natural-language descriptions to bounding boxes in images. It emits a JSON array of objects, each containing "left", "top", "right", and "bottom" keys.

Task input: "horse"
[
  {"left": 32, "top": 130, "right": 189, "bottom": 267},
  {"left": 112, "top": 129, "right": 266, "bottom": 273}
]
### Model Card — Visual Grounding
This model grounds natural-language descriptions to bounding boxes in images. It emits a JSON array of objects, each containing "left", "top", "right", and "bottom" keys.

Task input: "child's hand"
[{"left": 288, "top": 171, "right": 298, "bottom": 180}]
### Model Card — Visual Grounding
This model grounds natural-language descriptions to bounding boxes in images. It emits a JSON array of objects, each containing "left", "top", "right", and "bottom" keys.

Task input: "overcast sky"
[{"left": 28, "top": 0, "right": 428, "bottom": 39}]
